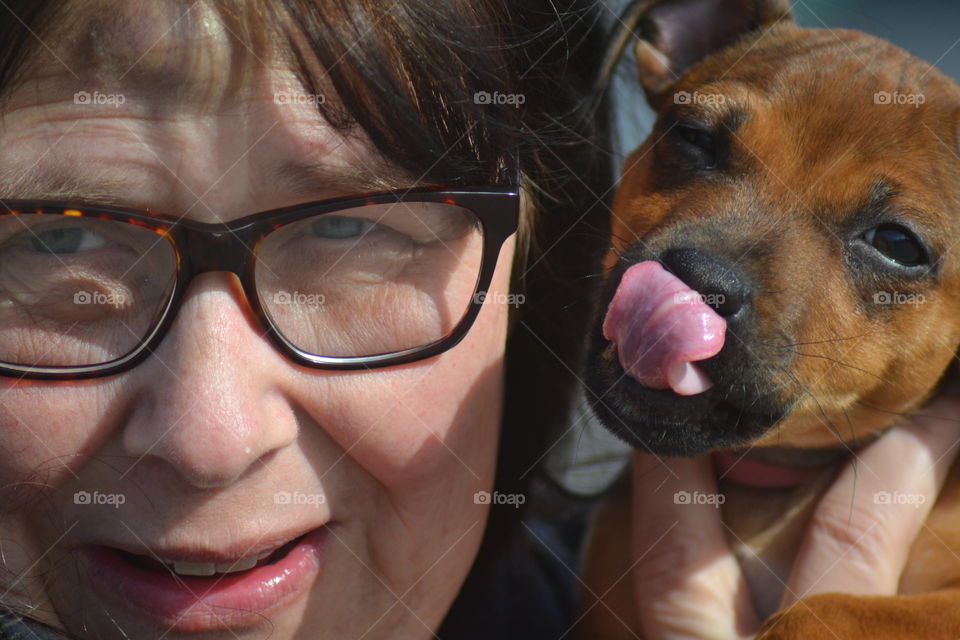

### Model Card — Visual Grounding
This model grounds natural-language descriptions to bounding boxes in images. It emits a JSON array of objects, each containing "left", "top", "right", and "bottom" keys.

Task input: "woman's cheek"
[
  {"left": 301, "top": 351, "right": 504, "bottom": 494},
  {"left": 305, "top": 236, "right": 513, "bottom": 491},
  {"left": 0, "top": 384, "right": 118, "bottom": 483}
]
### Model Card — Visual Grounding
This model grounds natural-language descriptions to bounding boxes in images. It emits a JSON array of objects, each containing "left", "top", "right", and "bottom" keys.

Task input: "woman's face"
[{"left": 0, "top": 7, "right": 515, "bottom": 639}]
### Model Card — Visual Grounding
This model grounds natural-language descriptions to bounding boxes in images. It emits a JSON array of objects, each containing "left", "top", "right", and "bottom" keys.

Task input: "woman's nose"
[{"left": 120, "top": 272, "right": 299, "bottom": 488}]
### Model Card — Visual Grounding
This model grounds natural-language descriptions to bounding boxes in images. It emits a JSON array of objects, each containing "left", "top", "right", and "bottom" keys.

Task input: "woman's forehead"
[
  {"left": 20, "top": 1, "right": 275, "bottom": 113},
  {"left": 0, "top": 5, "right": 422, "bottom": 220},
  {"left": 1, "top": 0, "right": 509, "bottom": 193}
]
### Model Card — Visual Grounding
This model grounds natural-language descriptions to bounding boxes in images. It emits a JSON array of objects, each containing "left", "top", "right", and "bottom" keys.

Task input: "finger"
[
  {"left": 782, "top": 379, "right": 960, "bottom": 607},
  {"left": 631, "top": 451, "right": 760, "bottom": 640}
]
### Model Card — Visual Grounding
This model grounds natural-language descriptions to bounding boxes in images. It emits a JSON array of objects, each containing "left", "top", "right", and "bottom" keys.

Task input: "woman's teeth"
[{"left": 165, "top": 550, "right": 274, "bottom": 576}]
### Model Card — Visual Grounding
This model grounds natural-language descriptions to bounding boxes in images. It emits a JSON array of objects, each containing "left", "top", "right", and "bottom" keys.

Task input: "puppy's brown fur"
[{"left": 578, "top": 1, "right": 960, "bottom": 637}]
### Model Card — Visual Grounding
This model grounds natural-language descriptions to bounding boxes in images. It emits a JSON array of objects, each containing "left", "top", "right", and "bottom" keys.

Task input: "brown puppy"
[{"left": 578, "top": 0, "right": 960, "bottom": 637}]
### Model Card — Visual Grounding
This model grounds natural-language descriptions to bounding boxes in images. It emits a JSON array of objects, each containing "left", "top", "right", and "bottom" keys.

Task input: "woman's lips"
[{"left": 82, "top": 526, "right": 330, "bottom": 633}]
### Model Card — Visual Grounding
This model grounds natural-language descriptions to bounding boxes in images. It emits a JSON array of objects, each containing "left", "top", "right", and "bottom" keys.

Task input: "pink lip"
[{"left": 82, "top": 526, "right": 329, "bottom": 633}]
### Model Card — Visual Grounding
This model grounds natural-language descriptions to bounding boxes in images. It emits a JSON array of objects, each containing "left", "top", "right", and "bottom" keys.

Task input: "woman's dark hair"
[{"left": 0, "top": 0, "right": 613, "bottom": 632}]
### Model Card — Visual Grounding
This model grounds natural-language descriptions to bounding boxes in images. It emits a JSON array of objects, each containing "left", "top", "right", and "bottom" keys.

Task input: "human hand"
[{"left": 629, "top": 377, "right": 960, "bottom": 639}]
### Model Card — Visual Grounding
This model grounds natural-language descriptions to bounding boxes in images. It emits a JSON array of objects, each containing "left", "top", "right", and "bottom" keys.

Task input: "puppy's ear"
[{"left": 618, "top": 0, "right": 792, "bottom": 98}]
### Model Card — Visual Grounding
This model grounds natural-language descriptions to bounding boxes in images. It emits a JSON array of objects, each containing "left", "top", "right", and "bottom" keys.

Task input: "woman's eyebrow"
[
  {"left": 271, "top": 160, "right": 425, "bottom": 196},
  {"left": 0, "top": 160, "right": 425, "bottom": 212},
  {"left": 0, "top": 166, "right": 153, "bottom": 209}
]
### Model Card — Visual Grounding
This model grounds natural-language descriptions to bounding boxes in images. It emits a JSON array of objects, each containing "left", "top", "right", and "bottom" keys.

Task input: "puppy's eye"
[
  {"left": 863, "top": 224, "right": 928, "bottom": 267},
  {"left": 673, "top": 125, "right": 717, "bottom": 168}
]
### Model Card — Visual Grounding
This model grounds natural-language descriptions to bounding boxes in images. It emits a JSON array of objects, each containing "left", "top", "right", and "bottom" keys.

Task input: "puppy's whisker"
[
  {"left": 568, "top": 272, "right": 613, "bottom": 285},
  {"left": 765, "top": 359, "right": 847, "bottom": 444},
  {"left": 841, "top": 405, "right": 857, "bottom": 448},
  {"left": 791, "top": 384, "right": 842, "bottom": 442},
  {"left": 852, "top": 400, "right": 960, "bottom": 424},
  {"left": 780, "top": 349, "right": 891, "bottom": 385},
  {"left": 760, "top": 332, "right": 874, "bottom": 348}
]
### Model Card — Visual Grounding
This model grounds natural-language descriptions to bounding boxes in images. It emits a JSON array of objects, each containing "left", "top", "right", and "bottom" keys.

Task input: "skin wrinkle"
[
  {"left": 0, "top": 156, "right": 416, "bottom": 217},
  {"left": 0, "top": 83, "right": 416, "bottom": 220},
  {"left": 0, "top": 0, "right": 414, "bottom": 213},
  {"left": 0, "top": 0, "right": 423, "bottom": 220}
]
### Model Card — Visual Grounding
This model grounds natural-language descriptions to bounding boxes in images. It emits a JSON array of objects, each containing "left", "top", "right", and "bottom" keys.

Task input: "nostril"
[
  {"left": 659, "top": 247, "right": 750, "bottom": 318},
  {"left": 713, "top": 288, "right": 746, "bottom": 317}
]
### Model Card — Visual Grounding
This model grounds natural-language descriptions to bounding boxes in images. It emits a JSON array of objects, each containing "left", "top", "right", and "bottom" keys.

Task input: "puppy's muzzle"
[{"left": 585, "top": 240, "right": 789, "bottom": 456}]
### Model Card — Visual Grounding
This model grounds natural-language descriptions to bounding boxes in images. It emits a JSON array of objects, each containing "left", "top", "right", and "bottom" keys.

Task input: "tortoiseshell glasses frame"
[{"left": 0, "top": 185, "right": 519, "bottom": 380}]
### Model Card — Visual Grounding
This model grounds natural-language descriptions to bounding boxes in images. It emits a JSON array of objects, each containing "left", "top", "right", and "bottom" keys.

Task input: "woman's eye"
[
  {"left": 863, "top": 224, "right": 928, "bottom": 267},
  {"left": 29, "top": 227, "right": 108, "bottom": 254},
  {"left": 311, "top": 216, "right": 377, "bottom": 239}
]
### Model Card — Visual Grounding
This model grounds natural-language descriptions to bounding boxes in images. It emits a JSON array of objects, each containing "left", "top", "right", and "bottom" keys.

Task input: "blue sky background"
[{"left": 794, "top": 1, "right": 960, "bottom": 81}]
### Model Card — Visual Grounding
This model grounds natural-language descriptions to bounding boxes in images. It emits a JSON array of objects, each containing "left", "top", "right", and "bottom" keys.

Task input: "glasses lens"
[
  {"left": 0, "top": 214, "right": 177, "bottom": 368},
  {"left": 255, "top": 201, "right": 484, "bottom": 358}
]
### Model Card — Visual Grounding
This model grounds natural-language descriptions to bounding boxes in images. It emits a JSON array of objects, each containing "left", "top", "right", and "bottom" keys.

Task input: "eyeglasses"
[{"left": 0, "top": 186, "right": 518, "bottom": 379}]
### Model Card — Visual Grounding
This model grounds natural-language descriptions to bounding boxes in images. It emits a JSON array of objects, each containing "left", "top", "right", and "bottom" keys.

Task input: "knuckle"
[
  {"left": 632, "top": 527, "right": 711, "bottom": 591},
  {"left": 634, "top": 534, "right": 690, "bottom": 584},
  {"left": 806, "top": 499, "right": 899, "bottom": 568}
]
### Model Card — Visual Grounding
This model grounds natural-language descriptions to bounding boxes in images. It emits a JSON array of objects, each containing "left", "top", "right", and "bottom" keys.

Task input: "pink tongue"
[{"left": 602, "top": 261, "right": 727, "bottom": 395}]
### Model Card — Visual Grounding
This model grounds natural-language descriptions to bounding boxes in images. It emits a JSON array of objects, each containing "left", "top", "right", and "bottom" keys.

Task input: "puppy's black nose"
[{"left": 660, "top": 247, "right": 749, "bottom": 317}]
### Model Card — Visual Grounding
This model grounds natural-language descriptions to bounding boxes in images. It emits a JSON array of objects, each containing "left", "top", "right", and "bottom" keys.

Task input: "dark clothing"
[
  {"left": 0, "top": 612, "right": 65, "bottom": 639},
  {"left": 438, "top": 481, "right": 593, "bottom": 639}
]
